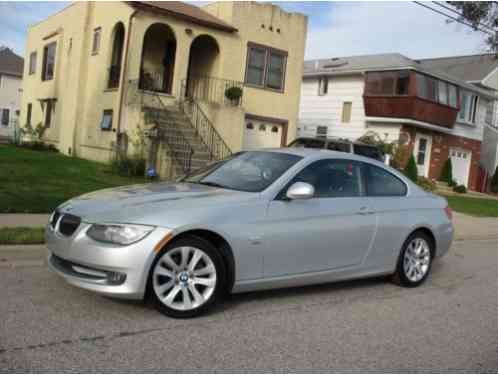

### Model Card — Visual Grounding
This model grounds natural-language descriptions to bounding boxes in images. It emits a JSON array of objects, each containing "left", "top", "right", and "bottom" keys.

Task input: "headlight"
[{"left": 86, "top": 224, "right": 155, "bottom": 245}]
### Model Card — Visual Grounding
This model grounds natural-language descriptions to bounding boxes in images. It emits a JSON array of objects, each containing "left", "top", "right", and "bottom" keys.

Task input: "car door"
[
  {"left": 263, "top": 159, "right": 377, "bottom": 277},
  {"left": 361, "top": 162, "right": 410, "bottom": 267}
]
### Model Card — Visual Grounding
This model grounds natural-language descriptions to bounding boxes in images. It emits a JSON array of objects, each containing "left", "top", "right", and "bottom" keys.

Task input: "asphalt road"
[{"left": 1, "top": 239, "right": 498, "bottom": 372}]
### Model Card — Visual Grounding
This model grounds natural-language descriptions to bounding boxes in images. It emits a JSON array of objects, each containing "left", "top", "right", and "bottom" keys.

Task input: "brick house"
[{"left": 298, "top": 53, "right": 497, "bottom": 190}]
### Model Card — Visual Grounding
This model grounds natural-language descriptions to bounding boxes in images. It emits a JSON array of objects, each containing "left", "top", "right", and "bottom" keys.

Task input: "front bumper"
[{"left": 46, "top": 222, "right": 172, "bottom": 300}]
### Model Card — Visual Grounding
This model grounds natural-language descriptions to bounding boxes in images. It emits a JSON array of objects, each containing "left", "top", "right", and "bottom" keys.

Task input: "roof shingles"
[
  {"left": 0, "top": 48, "right": 23, "bottom": 77},
  {"left": 129, "top": 1, "right": 237, "bottom": 32}
]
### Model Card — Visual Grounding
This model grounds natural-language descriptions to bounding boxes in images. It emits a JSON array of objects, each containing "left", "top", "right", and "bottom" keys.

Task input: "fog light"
[{"left": 108, "top": 272, "right": 126, "bottom": 285}]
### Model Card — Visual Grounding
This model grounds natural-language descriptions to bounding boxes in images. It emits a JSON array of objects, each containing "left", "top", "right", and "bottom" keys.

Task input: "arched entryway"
[
  {"left": 108, "top": 22, "right": 125, "bottom": 89},
  {"left": 139, "top": 23, "right": 176, "bottom": 94},
  {"left": 185, "top": 35, "right": 220, "bottom": 101}
]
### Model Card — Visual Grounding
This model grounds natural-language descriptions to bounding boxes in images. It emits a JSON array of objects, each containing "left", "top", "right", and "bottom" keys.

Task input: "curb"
[{"left": 0, "top": 244, "right": 47, "bottom": 251}]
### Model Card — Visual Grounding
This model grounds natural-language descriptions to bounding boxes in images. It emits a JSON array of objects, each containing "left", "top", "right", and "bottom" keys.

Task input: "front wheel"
[
  {"left": 149, "top": 235, "right": 225, "bottom": 318},
  {"left": 393, "top": 232, "right": 433, "bottom": 287}
]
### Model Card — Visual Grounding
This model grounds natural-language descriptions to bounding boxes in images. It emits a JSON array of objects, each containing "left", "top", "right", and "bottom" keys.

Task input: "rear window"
[
  {"left": 288, "top": 138, "right": 326, "bottom": 149},
  {"left": 365, "top": 164, "right": 407, "bottom": 196},
  {"left": 353, "top": 144, "right": 383, "bottom": 161}
]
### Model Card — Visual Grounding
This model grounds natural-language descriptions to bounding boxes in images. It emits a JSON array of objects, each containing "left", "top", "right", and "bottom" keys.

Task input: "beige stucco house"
[{"left": 20, "top": 1, "right": 307, "bottom": 176}]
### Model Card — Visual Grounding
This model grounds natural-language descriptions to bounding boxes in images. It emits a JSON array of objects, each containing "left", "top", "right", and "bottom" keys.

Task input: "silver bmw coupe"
[{"left": 46, "top": 149, "right": 454, "bottom": 318}]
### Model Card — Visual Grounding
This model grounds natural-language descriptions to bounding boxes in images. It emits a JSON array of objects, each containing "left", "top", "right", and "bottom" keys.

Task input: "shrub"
[
  {"left": 18, "top": 142, "right": 58, "bottom": 152},
  {"left": 416, "top": 176, "right": 436, "bottom": 192},
  {"left": 111, "top": 155, "right": 146, "bottom": 177},
  {"left": 224, "top": 86, "right": 243, "bottom": 103},
  {"left": 491, "top": 166, "right": 498, "bottom": 193},
  {"left": 453, "top": 184, "right": 467, "bottom": 194},
  {"left": 448, "top": 179, "right": 458, "bottom": 188},
  {"left": 439, "top": 158, "right": 453, "bottom": 184},
  {"left": 403, "top": 155, "right": 418, "bottom": 183}
]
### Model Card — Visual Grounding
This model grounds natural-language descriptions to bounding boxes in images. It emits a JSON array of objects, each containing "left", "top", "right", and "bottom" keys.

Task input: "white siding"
[
  {"left": 298, "top": 74, "right": 401, "bottom": 142},
  {"left": 0, "top": 74, "right": 22, "bottom": 137},
  {"left": 481, "top": 125, "right": 498, "bottom": 175},
  {"left": 452, "top": 96, "right": 487, "bottom": 141}
]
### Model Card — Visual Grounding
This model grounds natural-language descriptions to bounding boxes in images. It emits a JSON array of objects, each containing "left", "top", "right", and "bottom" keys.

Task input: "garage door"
[
  {"left": 450, "top": 148, "right": 471, "bottom": 187},
  {"left": 243, "top": 120, "right": 282, "bottom": 150}
]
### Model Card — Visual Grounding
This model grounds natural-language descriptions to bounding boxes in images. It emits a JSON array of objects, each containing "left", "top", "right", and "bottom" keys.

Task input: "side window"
[
  {"left": 365, "top": 164, "right": 407, "bottom": 197},
  {"left": 290, "top": 159, "right": 363, "bottom": 198}
]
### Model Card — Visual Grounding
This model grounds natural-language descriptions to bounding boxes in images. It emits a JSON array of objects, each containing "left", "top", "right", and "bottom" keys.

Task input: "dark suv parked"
[{"left": 287, "top": 137, "right": 384, "bottom": 162}]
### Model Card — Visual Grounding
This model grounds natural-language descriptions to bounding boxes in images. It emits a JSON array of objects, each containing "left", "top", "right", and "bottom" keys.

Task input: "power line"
[
  {"left": 413, "top": 1, "right": 496, "bottom": 37},
  {"left": 432, "top": 1, "right": 496, "bottom": 34}
]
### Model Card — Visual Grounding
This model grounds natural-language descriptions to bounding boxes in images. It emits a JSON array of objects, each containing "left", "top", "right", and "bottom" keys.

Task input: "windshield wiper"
[{"left": 195, "top": 181, "right": 230, "bottom": 189}]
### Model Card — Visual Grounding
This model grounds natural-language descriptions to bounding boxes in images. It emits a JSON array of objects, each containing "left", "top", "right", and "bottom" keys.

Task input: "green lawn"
[
  {"left": 444, "top": 195, "right": 498, "bottom": 217},
  {"left": 0, "top": 145, "right": 146, "bottom": 213},
  {"left": 0, "top": 227, "right": 45, "bottom": 245}
]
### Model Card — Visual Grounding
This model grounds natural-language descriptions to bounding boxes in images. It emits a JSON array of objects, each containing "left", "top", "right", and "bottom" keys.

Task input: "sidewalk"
[
  {"left": 453, "top": 212, "right": 498, "bottom": 241},
  {"left": 0, "top": 214, "right": 49, "bottom": 228}
]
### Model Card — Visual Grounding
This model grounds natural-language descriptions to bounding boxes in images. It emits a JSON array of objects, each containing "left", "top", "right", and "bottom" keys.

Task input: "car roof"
[
  {"left": 290, "top": 137, "right": 376, "bottom": 147},
  {"left": 255, "top": 147, "right": 374, "bottom": 162}
]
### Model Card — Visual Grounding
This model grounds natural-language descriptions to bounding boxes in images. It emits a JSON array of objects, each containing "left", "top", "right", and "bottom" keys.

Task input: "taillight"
[{"left": 444, "top": 206, "right": 453, "bottom": 221}]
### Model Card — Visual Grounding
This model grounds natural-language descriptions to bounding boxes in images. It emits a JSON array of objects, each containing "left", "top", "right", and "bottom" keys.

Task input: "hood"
[{"left": 58, "top": 182, "right": 257, "bottom": 226}]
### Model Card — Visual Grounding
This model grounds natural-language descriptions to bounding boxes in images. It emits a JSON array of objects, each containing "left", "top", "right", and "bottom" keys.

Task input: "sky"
[{"left": 0, "top": 1, "right": 491, "bottom": 60}]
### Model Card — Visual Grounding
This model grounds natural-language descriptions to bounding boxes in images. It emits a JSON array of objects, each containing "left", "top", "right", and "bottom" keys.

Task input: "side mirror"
[{"left": 286, "top": 182, "right": 315, "bottom": 200}]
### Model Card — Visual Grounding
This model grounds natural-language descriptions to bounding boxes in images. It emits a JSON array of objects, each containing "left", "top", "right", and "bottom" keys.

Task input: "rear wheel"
[
  {"left": 393, "top": 231, "right": 433, "bottom": 287},
  {"left": 150, "top": 235, "right": 225, "bottom": 318}
]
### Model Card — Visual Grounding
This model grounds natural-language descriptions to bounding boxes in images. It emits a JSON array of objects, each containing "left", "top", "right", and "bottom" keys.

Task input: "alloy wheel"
[
  {"left": 403, "top": 238, "right": 431, "bottom": 283},
  {"left": 152, "top": 246, "right": 217, "bottom": 311}
]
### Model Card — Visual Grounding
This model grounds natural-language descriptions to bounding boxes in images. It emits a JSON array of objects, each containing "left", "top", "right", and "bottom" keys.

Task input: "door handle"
[{"left": 357, "top": 206, "right": 375, "bottom": 215}]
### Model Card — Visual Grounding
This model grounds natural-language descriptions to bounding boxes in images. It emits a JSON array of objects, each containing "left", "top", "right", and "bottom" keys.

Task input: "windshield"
[{"left": 182, "top": 151, "right": 302, "bottom": 192}]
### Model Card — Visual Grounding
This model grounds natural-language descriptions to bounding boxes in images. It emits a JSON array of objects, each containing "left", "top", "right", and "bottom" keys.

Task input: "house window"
[
  {"left": 396, "top": 71, "right": 410, "bottom": 95},
  {"left": 341, "top": 102, "right": 352, "bottom": 123},
  {"left": 42, "top": 42, "right": 56, "bottom": 81},
  {"left": 318, "top": 77, "right": 328, "bottom": 96},
  {"left": 26, "top": 103, "right": 32, "bottom": 126},
  {"left": 100, "top": 110, "right": 113, "bottom": 131},
  {"left": 108, "top": 23, "right": 125, "bottom": 89},
  {"left": 1, "top": 109, "right": 9, "bottom": 126},
  {"left": 44, "top": 100, "right": 53, "bottom": 128},
  {"left": 415, "top": 73, "right": 459, "bottom": 109},
  {"left": 266, "top": 52, "right": 286, "bottom": 90},
  {"left": 246, "top": 46, "right": 266, "bottom": 86},
  {"left": 458, "top": 91, "right": 479, "bottom": 124},
  {"left": 245, "top": 43, "right": 287, "bottom": 91},
  {"left": 448, "top": 84, "right": 458, "bottom": 108},
  {"left": 92, "top": 27, "right": 101, "bottom": 55},
  {"left": 29, "top": 52, "right": 37, "bottom": 75},
  {"left": 316, "top": 126, "right": 328, "bottom": 138},
  {"left": 364, "top": 70, "right": 410, "bottom": 96},
  {"left": 438, "top": 81, "right": 448, "bottom": 105},
  {"left": 485, "top": 100, "right": 493, "bottom": 125}
]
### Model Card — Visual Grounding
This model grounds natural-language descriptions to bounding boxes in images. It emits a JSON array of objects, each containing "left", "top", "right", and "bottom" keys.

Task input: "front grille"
[
  {"left": 58, "top": 214, "right": 81, "bottom": 236},
  {"left": 50, "top": 210, "right": 61, "bottom": 229}
]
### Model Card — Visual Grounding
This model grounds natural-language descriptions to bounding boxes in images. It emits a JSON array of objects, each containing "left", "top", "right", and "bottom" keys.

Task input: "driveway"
[{"left": 1, "top": 238, "right": 498, "bottom": 371}]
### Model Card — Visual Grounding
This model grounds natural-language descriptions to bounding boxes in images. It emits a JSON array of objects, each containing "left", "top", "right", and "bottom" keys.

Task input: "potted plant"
[{"left": 224, "top": 86, "right": 243, "bottom": 105}]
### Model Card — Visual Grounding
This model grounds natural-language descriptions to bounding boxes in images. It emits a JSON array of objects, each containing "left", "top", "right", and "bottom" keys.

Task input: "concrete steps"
[{"left": 143, "top": 105, "right": 214, "bottom": 174}]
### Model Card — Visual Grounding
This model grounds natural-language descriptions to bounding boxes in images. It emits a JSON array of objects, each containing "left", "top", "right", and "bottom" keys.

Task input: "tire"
[
  {"left": 149, "top": 235, "right": 226, "bottom": 318},
  {"left": 393, "top": 231, "right": 433, "bottom": 287}
]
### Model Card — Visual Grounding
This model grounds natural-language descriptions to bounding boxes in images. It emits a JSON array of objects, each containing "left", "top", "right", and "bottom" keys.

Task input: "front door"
[
  {"left": 264, "top": 159, "right": 377, "bottom": 277},
  {"left": 414, "top": 133, "right": 432, "bottom": 177},
  {"left": 450, "top": 148, "right": 471, "bottom": 187}
]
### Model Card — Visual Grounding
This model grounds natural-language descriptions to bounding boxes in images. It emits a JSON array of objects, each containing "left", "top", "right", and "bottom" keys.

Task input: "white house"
[
  {"left": 0, "top": 47, "right": 23, "bottom": 140},
  {"left": 298, "top": 53, "right": 497, "bottom": 191}
]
